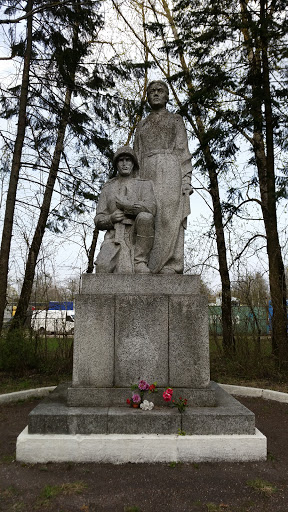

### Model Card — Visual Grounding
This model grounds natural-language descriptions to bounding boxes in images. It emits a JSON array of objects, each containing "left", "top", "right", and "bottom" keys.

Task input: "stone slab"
[
  {"left": 220, "top": 384, "right": 263, "bottom": 398},
  {"left": 71, "top": 280, "right": 211, "bottom": 395},
  {"left": 169, "top": 295, "right": 210, "bottom": 387},
  {"left": 182, "top": 383, "right": 255, "bottom": 435},
  {"left": 29, "top": 382, "right": 253, "bottom": 435},
  {"left": 72, "top": 295, "right": 115, "bottom": 387},
  {"left": 80, "top": 273, "right": 200, "bottom": 295},
  {"left": 262, "top": 389, "right": 288, "bottom": 403},
  {"left": 67, "top": 386, "right": 216, "bottom": 407},
  {"left": 16, "top": 427, "right": 267, "bottom": 464},
  {"left": 0, "top": 386, "right": 56, "bottom": 404},
  {"left": 115, "top": 295, "right": 168, "bottom": 386}
]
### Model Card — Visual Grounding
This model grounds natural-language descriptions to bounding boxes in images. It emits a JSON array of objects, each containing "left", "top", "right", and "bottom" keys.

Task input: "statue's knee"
[
  {"left": 136, "top": 212, "right": 154, "bottom": 226},
  {"left": 135, "top": 212, "right": 154, "bottom": 237}
]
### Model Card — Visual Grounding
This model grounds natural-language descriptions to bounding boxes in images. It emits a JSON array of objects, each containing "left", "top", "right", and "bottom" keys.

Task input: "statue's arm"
[
  {"left": 175, "top": 115, "right": 193, "bottom": 194},
  {"left": 133, "top": 124, "right": 142, "bottom": 165},
  {"left": 116, "top": 181, "right": 156, "bottom": 217},
  {"left": 94, "top": 188, "right": 114, "bottom": 230}
]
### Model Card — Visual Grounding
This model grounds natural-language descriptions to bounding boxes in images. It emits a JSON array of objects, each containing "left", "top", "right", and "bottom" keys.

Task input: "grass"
[
  {"left": 210, "top": 333, "right": 288, "bottom": 391},
  {"left": 0, "top": 454, "right": 15, "bottom": 464},
  {"left": 206, "top": 504, "right": 232, "bottom": 512},
  {"left": 247, "top": 478, "right": 278, "bottom": 497},
  {"left": 37, "top": 481, "right": 87, "bottom": 506},
  {"left": 1, "top": 329, "right": 288, "bottom": 396},
  {"left": 0, "top": 371, "right": 71, "bottom": 394},
  {"left": 0, "top": 329, "right": 73, "bottom": 378}
]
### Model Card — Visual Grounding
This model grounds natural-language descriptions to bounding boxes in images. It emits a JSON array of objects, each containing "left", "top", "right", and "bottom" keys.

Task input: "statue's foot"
[
  {"left": 159, "top": 267, "right": 176, "bottom": 274},
  {"left": 134, "top": 262, "right": 151, "bottom": 274}
]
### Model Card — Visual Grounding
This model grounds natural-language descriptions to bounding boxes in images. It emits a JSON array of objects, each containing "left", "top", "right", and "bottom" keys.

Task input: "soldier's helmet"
[{"left": 113, "top": 146, "right": 139, "bottom": 171}]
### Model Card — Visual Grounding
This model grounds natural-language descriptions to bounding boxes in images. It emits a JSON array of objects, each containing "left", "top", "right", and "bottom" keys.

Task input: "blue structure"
[
  {"left": 268, "top": 299, "right": 288, "bottom": 333},
  {"left": 48, "top": 301, "right": 74, "bottom": 311}
]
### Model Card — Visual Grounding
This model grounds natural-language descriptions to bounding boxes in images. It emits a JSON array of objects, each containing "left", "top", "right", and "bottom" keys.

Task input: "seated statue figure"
[{"left": 94, "top": 146, "right": 156, "bottom": 274}]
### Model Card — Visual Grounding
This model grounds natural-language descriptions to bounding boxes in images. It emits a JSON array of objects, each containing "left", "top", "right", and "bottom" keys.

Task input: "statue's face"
[
  {"left": 147, "top": 83, "right": 168, "bottom": 109},
  {"left": 117, "top": 155, "right": 134, "bottom": 176}
]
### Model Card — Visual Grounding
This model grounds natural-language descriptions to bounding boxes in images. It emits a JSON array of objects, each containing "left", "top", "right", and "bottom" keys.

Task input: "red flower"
[
  {"left": 166, "top": 388, "right": 173, "bottom": 395},
  {"left": 163, "top": 391, "right": 172, "bottom": 402},
  {"left": 126, "top": 399, "right": 131, "bottom": 405},
  {"left": 149, "top": 384, "right": 156, "bottom": 392},
  {"left": 179, "top": 396, "right": 182, "bottom": 400}
]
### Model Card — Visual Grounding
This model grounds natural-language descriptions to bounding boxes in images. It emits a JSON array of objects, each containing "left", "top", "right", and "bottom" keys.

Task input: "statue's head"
[
  {"left": 147, "top": 80, "right": 169, "bottom": 109},
  {"left": 113, "top": 146, "right": 139, "bottom": 176}
]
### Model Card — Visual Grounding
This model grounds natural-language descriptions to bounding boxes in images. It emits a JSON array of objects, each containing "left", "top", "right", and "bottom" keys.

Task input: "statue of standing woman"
[{"left": 134, "top": 80, "right": 193, "bottom": 274}]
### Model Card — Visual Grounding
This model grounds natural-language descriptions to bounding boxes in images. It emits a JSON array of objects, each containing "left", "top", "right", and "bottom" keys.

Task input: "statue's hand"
[
  {"left": 126, "top": 203, "right": 144, "bottom": 216},
  {"left": 116, "top": 200, "right": 143, "bottom": 216},
  {"left": 182, "top": 183, "right": 193, "bottom": 195},
  {"left": 110, "top": 210, "right": 125, "bottom": 223},
  {"left": 115, "top": 199, "right": 130, "bottom": 211}
]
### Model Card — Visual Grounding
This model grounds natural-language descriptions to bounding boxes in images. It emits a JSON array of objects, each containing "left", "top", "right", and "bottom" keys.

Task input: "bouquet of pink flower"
[
  {"left": 126, "top": 379, "right": 157, "bottom": 407},
  {"left": 163, "top": 388, "right": 188, "bottom": 413},
  {"left": 163, "top": 388, "right": 173, "bottom": 402}
]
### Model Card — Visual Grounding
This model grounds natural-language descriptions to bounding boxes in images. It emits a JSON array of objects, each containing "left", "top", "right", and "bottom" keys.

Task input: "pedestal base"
[
  {"left": 27, "top": 382, "right": 255, "bottom": 436},
  {"left": 16, "top": 428, "right": 267, "bottom": 464}
]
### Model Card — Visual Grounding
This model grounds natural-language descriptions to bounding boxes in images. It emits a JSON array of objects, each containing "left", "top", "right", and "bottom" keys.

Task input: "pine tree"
[
  {"left": 173, "top": 0, "right": 288, "bottom": 365},
  {"left": 0, "top": 0, "right": 33, "bottom": 332},
  {"left": 10, "top": 0, "right": 116, "bottom": 329}
]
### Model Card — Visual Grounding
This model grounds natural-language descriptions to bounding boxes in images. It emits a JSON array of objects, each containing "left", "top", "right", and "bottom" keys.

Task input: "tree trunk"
[
  {"left": 241, "top": 0, "right": 287, "bottom": 365},
  {"left": 11, "top": 86, "right": 73, "bottom": 329},
  {"left": 0, "top": 0, "right": 33, "bottom": 333},
  {"left": 198, "top": 124, "right": 234, "bottom": 353},
  {"left": 86, "top": 226, "right": 99, "bottom": 273},
  {"left": 161, "top": 0, "right": 234, "bottom": 352}
]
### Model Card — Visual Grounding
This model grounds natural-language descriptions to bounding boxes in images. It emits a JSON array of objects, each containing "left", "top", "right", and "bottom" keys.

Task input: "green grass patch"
[
  {"left": 210, "top": 333, "right": 288, "bottom": 389},
  {"left": 0, "top": 485, "right": 18, "bottom": 498},
  {"left": 0, "top": 371, "right": 71, "bottom": 394},
  {"left": 205, "top": 504, "right": 232, "bottom": 511},
  {"left": 0, "top": 453, "right": 15, "bottom": 464},
  {"left": 247, "top": 478, "right": 277, "bottom": 497},
  {"left": 37, "top": 481, "right": 87, "bottom": 507},
  {"left": 0, "top": 327, "right": 73, "bottom": 387}
]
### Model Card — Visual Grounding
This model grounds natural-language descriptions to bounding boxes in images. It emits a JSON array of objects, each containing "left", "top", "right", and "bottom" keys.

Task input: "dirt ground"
[{"left": 0, "top": 395, "right": 288, "bottom": 512}]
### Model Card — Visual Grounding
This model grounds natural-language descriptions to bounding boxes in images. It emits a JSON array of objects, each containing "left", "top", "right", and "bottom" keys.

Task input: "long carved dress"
[{"left": 133, "top": 109, "right": 192, "bottom": 273}]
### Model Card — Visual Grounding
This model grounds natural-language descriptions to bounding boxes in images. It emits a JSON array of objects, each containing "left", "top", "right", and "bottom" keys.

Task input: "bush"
[
  {"left": 0, "top": 329, "right": 73, "bottom": 375},
  {"left": 0, "top": 329, "right": 39, "bottom": 373}
]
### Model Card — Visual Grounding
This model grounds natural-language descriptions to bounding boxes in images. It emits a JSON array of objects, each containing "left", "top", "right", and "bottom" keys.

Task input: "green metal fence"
[{"left": 208, "top": 305, "right": 269, "bottom": 336}]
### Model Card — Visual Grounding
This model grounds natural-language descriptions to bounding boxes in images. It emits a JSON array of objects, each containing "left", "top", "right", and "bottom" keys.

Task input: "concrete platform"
[
  {"left": 27, "top": 382, "right": 255, "bottom": 435},
  {"left": 16, "top": 427, "right": 267, "bottom": 464}
]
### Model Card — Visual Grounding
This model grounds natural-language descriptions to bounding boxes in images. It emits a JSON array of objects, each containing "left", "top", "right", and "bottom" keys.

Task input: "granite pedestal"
[
  {"left": 67, "top": 274, "right": 215, "bottom": 407},
  {"left": 16, "top": 274, "right": 267, "bottom": 463}
]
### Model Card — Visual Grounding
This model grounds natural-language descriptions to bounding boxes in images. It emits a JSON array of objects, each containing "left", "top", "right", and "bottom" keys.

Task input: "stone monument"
[
  {"left": 134, "top": 80, "right": 193, "bottom": 274},
  {"left": 94, "top": 146, "right": 156, "bottom": 274},
  {"left": 16, "top": 80, "right": 266, "bottom": 464}
]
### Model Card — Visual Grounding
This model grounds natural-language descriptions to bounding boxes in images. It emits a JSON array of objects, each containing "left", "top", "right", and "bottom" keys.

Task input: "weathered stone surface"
[
  {"left": 133, "top": 80, "right": 193, "bottom": 274},
  {"left": 67, "top": 385, "right": 216, "bottom": 408},
  {"left": 72, "top": 294, "right": 114, "bottom": 388},
  {"left": 107, "top": 407, "right": 181, "bottom": 435},
  {"left": 17, "top": 427, "right": 267, "bottom": 464},
  {"left": 114, "top": 295, "right": 168, "bottom": 386},
  {"left": 182, "top": 382, "right": 255, "bottom": 435},
  {"left": 169, "top": 295, "right": 210, "bottom": 388},
  {"left": 70, "top": 274, "right": 210, "bottom": 403},
  {"left": 81, "top": 273, "right": 200, "bottom": 295},
  {"left": 94, "top": 146, "right": 156, "bottom": 274},
  {"left": 29, "top": 382, "right": 254, "bottom": 436}
]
